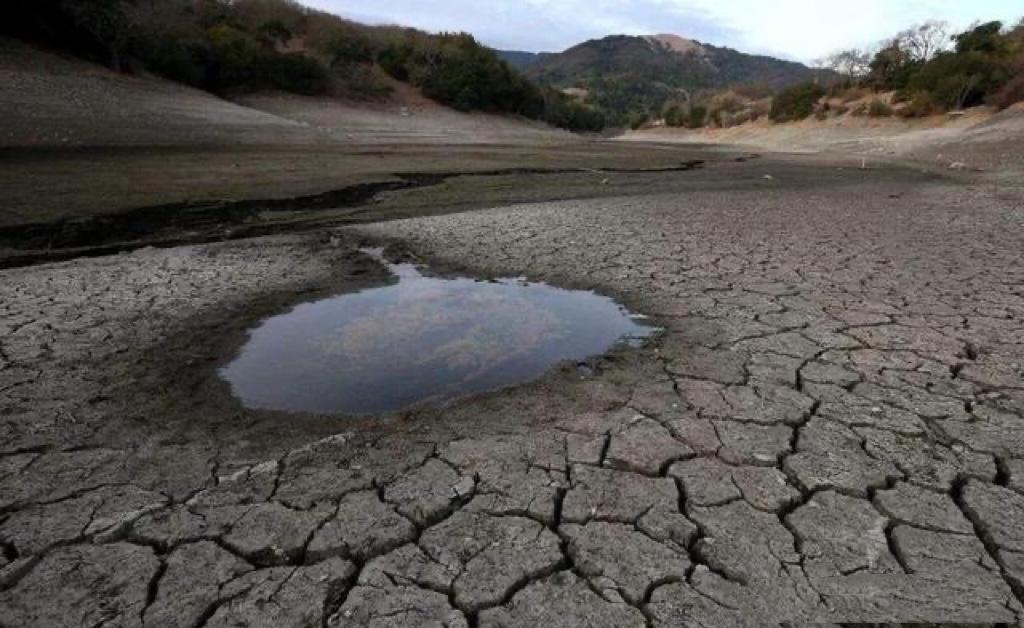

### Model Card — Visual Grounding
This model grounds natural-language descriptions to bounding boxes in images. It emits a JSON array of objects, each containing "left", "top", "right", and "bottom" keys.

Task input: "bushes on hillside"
[
  {"left": 868, "top": 100, "right": 894, "bottom": 117},
  {"left": 379, "top": 34, "right": 544, "bottom": 116},
  {"left": 4, "top": 0, "right": 608, "bottom": 131},
  {"left": 663, "top": 103, "right": 686, "bottom": 127},
  {"left": 873, "top": 20, "right": 1022, "bottom": 111},
  {"left": 687, "top": 105, "right": 708, "bottom": 128},
  {"left": 818, "top": 20, "right": 1024, "bottom": 116},
  {"left": 541, "top": 90, "right": 605, "bottom": 132},
  {"left": 897, "top": 92, "right": 937, "bottom": 118},
  {"left": 770, "top": 82, "right": 826, "bottom": 122}
]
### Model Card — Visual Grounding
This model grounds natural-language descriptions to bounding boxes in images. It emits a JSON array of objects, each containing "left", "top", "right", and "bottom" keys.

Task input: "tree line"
[
  {"left": 821, "top": 19, "right": 1024, "bottom": 114},
  {"left": 1, "top": 0, "right": 606, "bottom": 132},
  {"left": 654, "top": 18, "right": 1023, "bottom": 130}
]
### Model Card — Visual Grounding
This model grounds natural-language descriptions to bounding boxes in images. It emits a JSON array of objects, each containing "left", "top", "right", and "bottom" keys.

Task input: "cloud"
[{"left": 305, "top": 0, "right": 1022, "bottom": 61}]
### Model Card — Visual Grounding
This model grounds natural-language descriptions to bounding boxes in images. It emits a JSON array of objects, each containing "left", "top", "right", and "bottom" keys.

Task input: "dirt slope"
[
  {"left": 0, "top": 38, "right": 318, "bottom": 147},
  {"left": 0, "top": 38, "right": 568, "bottom": 148},
  {"left": 624, "top": 104, "right": 1024, "bottom": 176}
]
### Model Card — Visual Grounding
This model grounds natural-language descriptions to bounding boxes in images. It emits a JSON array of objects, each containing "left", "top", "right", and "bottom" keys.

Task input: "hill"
[
  {"left": 495, "top": 50, "right": 544, "bottom": 70},
  {"left": 515, "top": 34, "right": 824, "bottom": 125},
  {"left": 1, "top": 0, "right": 605, "bottom": 132}
]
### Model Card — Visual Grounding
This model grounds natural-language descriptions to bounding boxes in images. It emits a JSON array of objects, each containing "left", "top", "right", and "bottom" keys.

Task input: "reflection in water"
[{"left": 221, "top": 252, "right": 658, "bottom": 415}]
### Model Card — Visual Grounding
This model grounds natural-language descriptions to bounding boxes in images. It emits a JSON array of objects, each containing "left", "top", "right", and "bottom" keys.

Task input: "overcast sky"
[{"left": 303, "top": 0, "right": 1021, "bottom": 62}]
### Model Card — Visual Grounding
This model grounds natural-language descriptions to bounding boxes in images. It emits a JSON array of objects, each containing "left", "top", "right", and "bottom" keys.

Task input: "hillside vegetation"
[
  {"left": 1, "top": 0, "right": 605, "bottom": 132},
  {"left": 518, "top": 34, "right": 823, "bottom": 127},
  {"left": 654, "top": 19, "right": 1024, "bottom": 131}
]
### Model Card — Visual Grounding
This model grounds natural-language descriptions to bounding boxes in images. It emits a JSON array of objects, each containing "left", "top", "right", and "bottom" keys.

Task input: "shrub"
[
  {"left": 770, "top": 82, "right": 827, "bottom": 122},
  {"left": 720, "top": 108, "right": 756, "bottom": 127},
  {"left": 627, "top": 111, "right": 649, "bottom": 130},
  {"left": 379, "top": 33, "right": 545, "bottom": 117},
  {"left": 989, "top": 74, "right": 1024, "bottom": 109},
  {"left": 706, "top": 91, "right": 744, "bottom": 127},
  {"left": 897, "top": 91, "right": 938, "bottom": 117},
  {"left": 988, "top": 55, "right": 1024, "bottom": 109},
  {"left": 867, "top": 100, "right": 894, "bottom": 117},
  {"left": 749, "top": 98, "right": 771, "bottom": 121},
  {"left": 261, "top": 52, "right": 329, "bottom": 95},
  {"left": 686, "top": 104, "right": 707, "bottom": 128},
  {"left": 131, "top": 27, "right": 211, "bottom": 87},
  {"left": 732, "top": 83, "right": 772, "bottom": 100},
  {"left": 840, "top": 87, "right": 872, "bottom": 103},
  {"left": 332, "top": 62, "right": 393, "bottom": 100},
  {"left": 663, "top": 102, "right": 686, "bottom": 127},
  {"left": 542, "top": 90, "right": 606, "bottom": 132}
]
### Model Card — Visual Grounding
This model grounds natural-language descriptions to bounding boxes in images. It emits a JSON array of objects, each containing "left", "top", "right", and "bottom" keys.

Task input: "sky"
[{"left": 303, "top": 0, "right": 1022, "bottom": 63}]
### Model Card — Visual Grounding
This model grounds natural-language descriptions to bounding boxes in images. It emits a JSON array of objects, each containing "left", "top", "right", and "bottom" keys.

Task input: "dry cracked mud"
[{"left": 1, "top": 158, "right": 1024, "bottom": 626}]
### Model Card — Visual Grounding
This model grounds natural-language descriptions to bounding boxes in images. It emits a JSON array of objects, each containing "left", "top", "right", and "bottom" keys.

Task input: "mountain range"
[{"left": 499, "top": 34, "right": 825, "bottom": 125}]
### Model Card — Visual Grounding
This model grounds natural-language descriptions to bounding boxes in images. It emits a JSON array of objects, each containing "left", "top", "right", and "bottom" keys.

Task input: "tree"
[
  {"left": 896, "top": 20, "right": 950, "bottom": 62},
  {"left": 258, "top": 19, "right": 292, "bottom": 47},
  {"left": 770, "top": 82, "right": 826, "bottom": 122},
  {"left": 822, "top": 49, "right": 872, "bottom": 79},
  {"left": 954, "top": 21, "right": 1006, "bottom": 55},
  {"left": 60, "top": 0, "right": 137, "bottom": 71},
  {"left": 869, "top": 41, "right": 917, "bottom": 90}
]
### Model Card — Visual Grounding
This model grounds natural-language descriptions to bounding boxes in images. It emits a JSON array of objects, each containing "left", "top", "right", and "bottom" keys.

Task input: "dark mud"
[{"left": 0, "top": 161, "right": 705, "bottom": 269}]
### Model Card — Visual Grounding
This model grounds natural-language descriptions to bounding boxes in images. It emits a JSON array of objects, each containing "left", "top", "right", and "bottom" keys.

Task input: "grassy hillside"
[
  {"left": 0, "top": 0, "right": 605, "bottom": 132},
  {"left": 522, "top": 34, "right": 823, "bottom": 126}
]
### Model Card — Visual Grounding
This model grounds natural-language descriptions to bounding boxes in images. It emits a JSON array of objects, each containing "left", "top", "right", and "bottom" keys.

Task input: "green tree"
[
  {"left": 770, "top": 82, "right": 826, "bottom": 122},
  {"left": 60, "top": 0, "right": 136, "bottom": 71}
]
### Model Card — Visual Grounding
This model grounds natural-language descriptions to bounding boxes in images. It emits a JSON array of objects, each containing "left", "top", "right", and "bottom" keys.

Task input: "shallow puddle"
[{"left": 221, "top": 251, "right": 657, "bottom": 415}]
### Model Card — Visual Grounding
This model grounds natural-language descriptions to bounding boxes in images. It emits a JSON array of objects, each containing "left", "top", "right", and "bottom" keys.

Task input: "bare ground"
[
  {"left": 2, "top": 156, "right": 1023, "bottom": 625},
  {"left": 626, "top": 104, "right": 1024, "bottom": 178},
  {"left": 2, "top": 38, "right": 1024, "bottom": 628}
]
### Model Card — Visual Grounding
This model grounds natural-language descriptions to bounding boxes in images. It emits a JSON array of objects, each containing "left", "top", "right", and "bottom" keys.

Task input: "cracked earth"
[{"left": 2, "top": 163, "right": 1024, "bottom": 626}]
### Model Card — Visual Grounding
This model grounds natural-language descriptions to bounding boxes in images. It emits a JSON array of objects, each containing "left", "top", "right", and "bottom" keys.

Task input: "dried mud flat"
[{"left": 2, "top": 157, "right": 1024, "bottom": 627}]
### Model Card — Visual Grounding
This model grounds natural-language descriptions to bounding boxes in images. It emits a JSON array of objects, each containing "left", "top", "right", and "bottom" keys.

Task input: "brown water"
[{"left": 221, "top": 252, "right": 657, "bottom": 415}]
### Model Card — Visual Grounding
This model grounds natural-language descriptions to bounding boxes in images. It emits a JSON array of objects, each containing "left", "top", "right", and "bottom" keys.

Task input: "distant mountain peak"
[
  {"left": 645, "top": 34, "right": 705, "bottom": 56},
  {"left": 512, "top": 33, "right": 821, "bottom": 125}
]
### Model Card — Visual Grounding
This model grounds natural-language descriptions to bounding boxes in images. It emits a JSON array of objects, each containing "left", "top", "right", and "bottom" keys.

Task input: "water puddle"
[{"left": 220, "top": 250, "right": 658, "bottom": 415}]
